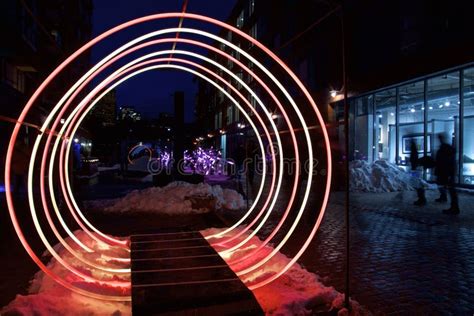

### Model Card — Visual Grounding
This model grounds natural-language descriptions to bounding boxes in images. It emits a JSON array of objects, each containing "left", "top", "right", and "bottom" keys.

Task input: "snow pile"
[
  {"left": 2, "top": 227, "right": 368, "bottom": 315},
  {"left": 86, "top": 181, "right": 245, "bottom": 215},
  {"left": 202, "top": 228, "right": 368, "bottom": 315},
  {"left": 350, "top": 160, "right": 433, "bottom": 192},
  {"left": 1, "top": 231, "right": 131, "bottom": 315}
]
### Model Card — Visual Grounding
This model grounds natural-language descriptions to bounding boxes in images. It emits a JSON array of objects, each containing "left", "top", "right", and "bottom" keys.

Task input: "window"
[
  {"left": 249, "top": 23, "right": 258, "bottom": 44},
  {"left": 426, "top": 72, "right": 460, "bottom": 180},
  {"left": 353, "top": 95, "right": 374, "bottom": 161},
  {"left": 1, "top": 60, "right": 25, "bottom": 93},
  {"left": 249, "top": 0, "right": 255, "bottom": 16},
  {"left": 20, "top": 0, "right": 38, "bottom": 50},
  {"left": 462, "top": 67, "right": 474, "bottom": 185},
  {"left": 226, "top": 106, "right": 233, "bottom": 125},
  {"left": 398, "top": 81, "right": 424, "bottom": 165},
  {"left": 236, "top": 10, "right": 244, "bottom": 29},
  {"left": 236, "top": 72, "right": 244, "bottom": 90},
  {"left": 374, "top": 89, "right": 396, "bottom": 162}
]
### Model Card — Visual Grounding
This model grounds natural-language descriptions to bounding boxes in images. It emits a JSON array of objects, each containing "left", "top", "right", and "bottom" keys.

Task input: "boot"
[
  {"left": 442, "top": 206, "right": 460, "bottom": 215},
  {"left": 414, "top": 189, "right": 427, "bottom": 206}
]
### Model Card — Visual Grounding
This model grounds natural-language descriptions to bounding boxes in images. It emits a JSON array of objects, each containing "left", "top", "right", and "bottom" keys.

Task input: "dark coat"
[{"left": 435, "top": 143, "right": 456, "bottom": 183}]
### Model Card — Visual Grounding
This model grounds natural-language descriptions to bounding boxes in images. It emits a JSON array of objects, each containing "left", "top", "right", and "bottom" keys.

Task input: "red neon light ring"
[{"left": 5, "top": 13, "right": 331, "bottom": 294}]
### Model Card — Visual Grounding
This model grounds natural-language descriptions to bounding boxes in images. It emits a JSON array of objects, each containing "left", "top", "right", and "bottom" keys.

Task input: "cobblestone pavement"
[{"left": 300, "top": 189, "right": 474, "bottom": 315}]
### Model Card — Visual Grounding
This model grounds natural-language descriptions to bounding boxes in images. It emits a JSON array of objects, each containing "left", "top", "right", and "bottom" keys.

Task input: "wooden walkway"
[{"left": 131, "top": 229, "right": 263, "bottom": 315}]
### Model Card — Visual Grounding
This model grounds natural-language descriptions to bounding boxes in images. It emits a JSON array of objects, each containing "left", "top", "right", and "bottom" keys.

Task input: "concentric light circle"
[{"left": 4, "top": 12, "right": 332, "bottom": 300}]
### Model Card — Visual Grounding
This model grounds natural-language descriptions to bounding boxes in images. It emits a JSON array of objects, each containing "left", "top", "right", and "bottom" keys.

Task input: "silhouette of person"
[
  {"left": 435, "top": 133, "right": 460, "bottom": 214},
  {"left": 410, "top": 140, "right": 426, "bottom": 206}
]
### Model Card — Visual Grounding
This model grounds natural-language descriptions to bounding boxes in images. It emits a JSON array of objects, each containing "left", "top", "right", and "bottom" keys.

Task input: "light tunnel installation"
[{"left": 4, "top": 13, "right": 332, "bottom": 301}]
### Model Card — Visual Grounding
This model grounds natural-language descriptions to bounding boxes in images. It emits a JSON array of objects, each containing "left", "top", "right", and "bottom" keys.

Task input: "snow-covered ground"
[
  {"left": 350, "top": 160, "right": 435, "bottom": 192},
  {"left": 203, "top": 227, "right": 367, "bottom": 315},
  {"left": 1, "top": 231, "right": 131, "bottom": 315},
  {"left": 2, "top": 228, "right": 367, "bottom": 315},
  {"left": 84, "top": 181, "right": 245, "bottom": 215}
]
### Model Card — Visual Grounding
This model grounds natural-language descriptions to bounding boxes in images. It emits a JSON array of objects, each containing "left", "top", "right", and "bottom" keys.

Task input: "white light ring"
[
  {"left": 48, "top": 28, "right": 316, "bottom": 281},
  {"left": 53, "top": 48, "right": 271, "bottom": 252},
  {"left": 5, "top": 13, "right": 331, "bottom": 292},
  {"left": 57, "top": 46, "right": 284, "bottom": 248},
  {"left": 59, "top": 56, "right": 272, "bottom": 243},
  {"left": 27, "top": 25, "right": 303, "bottom": 264},
  {"left": 61, "top": 62, "right": 271, "bottom": 255}
]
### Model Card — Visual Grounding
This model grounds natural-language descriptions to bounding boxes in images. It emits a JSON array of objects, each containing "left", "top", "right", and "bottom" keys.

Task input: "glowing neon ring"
[
  {"left": 41, "top": 55, "right": 275, "bottom": 295},
  {"left": 51, "top": 31, "right": 314, "bottom": 286},
  {"left": 38, "top": 37, "right": 280, "bottom": 283},
  {"left": 4, "top": 13, "right": 331, "bottom": 296},
  {"left": 55, "top": 43, "right": 285, "bottom": 248}
]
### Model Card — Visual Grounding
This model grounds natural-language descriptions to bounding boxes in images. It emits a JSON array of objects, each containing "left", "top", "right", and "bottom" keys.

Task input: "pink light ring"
[
  {"left": 61, "top": 62, "right": 271, "bottom": 240},
  {"left": 5, "top": 13, "right": 329, "bottom": 293},
  {"left": 53, "top": 35, "right": 281, "bottom": 244},
  {"left": 26, "top": 136, "right": 131, "bottom": 287},
  {"left": 57, "top": 30, "right": 315, "bottom": 277},
  {"left": 54, "top": 50, "right": 268, "bottom": 254},
  {"left": 61, "top": 51, "right": 270, "bottom": 220},
  {"left": 55, "top": 44, "right": 276, "bottom": 247},
  {"left": 54, "top": 51, "right": 270, "bottom": 252}
]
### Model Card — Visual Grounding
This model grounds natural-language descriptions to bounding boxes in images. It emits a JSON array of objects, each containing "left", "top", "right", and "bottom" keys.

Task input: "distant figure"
[
  {"left": 410, "top": 140, "right": 426, "bottom": 206},
  {"left": 435, "top": 133, "right": 460, "bottom": 214}
]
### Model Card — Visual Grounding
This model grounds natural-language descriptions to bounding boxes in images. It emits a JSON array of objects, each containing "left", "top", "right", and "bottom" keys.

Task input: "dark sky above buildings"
[{"left": 92, "top": 0, "right": 236, "bottom": 122}]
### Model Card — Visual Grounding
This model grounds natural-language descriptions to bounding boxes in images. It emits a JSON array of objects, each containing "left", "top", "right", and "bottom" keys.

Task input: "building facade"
[
  {"left": 0, "top": 0, "right": 93, "bottom": 177},
  {"left": 197, "top": 0, "right": 474, "bottom": 187}
]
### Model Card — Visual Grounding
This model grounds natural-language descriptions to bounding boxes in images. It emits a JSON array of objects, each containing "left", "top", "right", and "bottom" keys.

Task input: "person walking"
[
  {"left": 435, "top": 133, "right": 460, "bottom": 214},
  {"left": 410, "top": 140, "right": 426, "bottom": 206}
]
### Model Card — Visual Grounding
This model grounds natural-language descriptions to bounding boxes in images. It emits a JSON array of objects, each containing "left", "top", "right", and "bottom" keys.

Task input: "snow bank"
[
  {"left": 203, "top": 228, "right": 368, "bottom": 315},
  {"left": 2, "top": 227, "right": 367, "bottom": 315},
  {"left": 1, "top": 231, "right": 131, "bottom": 315},
  {"left": 350, "top": 160, "right": 434, "bottom": 192},
  {"left": 85, "top": 181, "right": 245, "bottom": 215}
]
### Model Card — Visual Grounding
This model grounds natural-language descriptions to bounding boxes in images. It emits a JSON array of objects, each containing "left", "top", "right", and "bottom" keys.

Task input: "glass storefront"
[
  {"left": 349, "top": 63, "right": 474, "bottom": 186},
  {"left": 463, "top": 68, "right": 474, "bottom": 185},
  {"left": 374, "top": 89, "right": 396, "bottom": 162}
]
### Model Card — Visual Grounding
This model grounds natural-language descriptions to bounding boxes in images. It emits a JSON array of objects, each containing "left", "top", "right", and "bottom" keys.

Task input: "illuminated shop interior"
[{"left": 349, "top": 64, "right": 474, "bottom": 186}]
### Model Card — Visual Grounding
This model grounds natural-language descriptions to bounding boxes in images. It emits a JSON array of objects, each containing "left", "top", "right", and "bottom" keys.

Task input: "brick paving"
[{"left": 300, "top": 189, "right": 474, "bottom": 315}]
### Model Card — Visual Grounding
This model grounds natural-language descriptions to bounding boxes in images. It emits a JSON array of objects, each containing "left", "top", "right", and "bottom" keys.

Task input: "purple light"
[{"left": 184, "top": 147, "right": 223, "bottom": 175}]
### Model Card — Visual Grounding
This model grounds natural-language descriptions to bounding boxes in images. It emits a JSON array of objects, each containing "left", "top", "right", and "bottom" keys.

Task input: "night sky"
[{"left": 92, "top": 0, "right": 236, "bottom": 122}]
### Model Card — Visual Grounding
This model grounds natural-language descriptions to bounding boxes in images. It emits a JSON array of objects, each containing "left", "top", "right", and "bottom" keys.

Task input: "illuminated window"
[
  {"left": 249, "top": 0, "right": 255, "bottom": 16},
  {"left": 250, "top": 23, "right": 258, "bottom": 40},
  {"left": 237, "top": 10, "right": 244, "bottom": 28},
  {"left": 462, "top": 67, "right": 474, "bottom": 185},
  {"left": 227, "top": 106, "right": 233, "bottom": 124}
]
